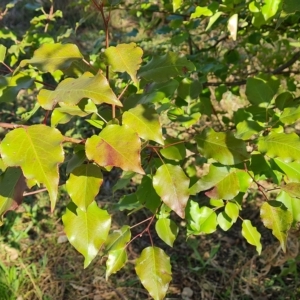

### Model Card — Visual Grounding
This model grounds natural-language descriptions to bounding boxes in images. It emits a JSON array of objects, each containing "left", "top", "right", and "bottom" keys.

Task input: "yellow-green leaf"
[
  {"left": 135, "top": 246, "right": 172, "bottom": 300},
  {"left": 66, "top": 164, "right": 103, "bottom": 211},
  {"left": 260, "top": 201, "right": 292, "bottom": 252},
  {"left": 62, "top": 201, "right": 111, "bottom": 268},
  {"left": 153, "top": 164, "right": 190, "bottom": 218},
  {"left": 0, "top": 125, "right": 64, "bottom": 211},
  {"left": 37, "top": 72, "right": 122, "bottom": 110},
  {"left": 85, "top": 125, "right": 144, "bottom": 174},
  {"left": 106, "top": 248, "right": 127, "bottom": 280},
  {"left": 155, "top": 218, "right": 178, "bottom": 247},
  {"left": 242, "top": 220, "right": 262, "bottom": 254},
  {"left": 20, "top": 43, "right": 83, "bottom": 72},
  {"left": 104, "top": 43, "right": 143, "bottom": 84},
  {"left": 122, "top": 104, "right": 164, "bottom": 144}
]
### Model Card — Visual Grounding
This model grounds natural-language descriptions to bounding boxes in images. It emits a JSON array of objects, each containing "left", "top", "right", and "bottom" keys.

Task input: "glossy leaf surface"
[
  {"left": 258, "top": 132, "right": 300, "bottom": 162},
  {"left": 190, "top": 165, "right": 240, "bottom": 200},
  {"left": 106, "top": 249, "right": 127, "bottom": 280},
  {"left": 104, "top": 43, "right": 143, "bottom": 84},
  {"left": 86, "top": 125, "right": 144, "bottom": 174},
  {"left": 38, "top": 72, "right": 121, "bottom": 110},
  {"left": 20, "top": 43, "right": 83, "bottom": 72},
  {"left": 196, "top": 128, "right": 249, "bottom": 165},
  {"left": 105, "top": 225, "right": 131, "bottom": 252},
  {"left": 135, "top": 246, "right": 172, "bottom": 300},
  {"left": 153, "top": 164, "right": 190, "bottom": 218},
  {"left": 242, "top": 220, "right": 262, "bottom": 254},
  {"left": 62, "top": 201, "right": 111, "bottom": 268},
  {"left": 122, "top": 104, "right": 164, "bottom": 144},
  {"left": 155, "top": 218, "right": 178, "bottom": 247},
  {"left": 66, "top": 164, "right": 103, "bottom": 211},
  {"left": 0, "top": 125, "right": 64, "bottom": 211},
  {"left": 260, "top": 201, "right": 293, "bottom": 252}
]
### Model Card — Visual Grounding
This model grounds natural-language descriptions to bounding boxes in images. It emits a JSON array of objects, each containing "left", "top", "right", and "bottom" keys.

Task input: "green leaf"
[
  {"left": 66, "top": 164, "right": 103, "bottom": 211},
  {"left": 155, "top": 218, "right": 179, "bottom": 247},
  {"left": 191, "top": 6, "right": 213, "bottom": 19},
  {"left": 273, "top": 158, "right": 300, "bottom": 182},
  {"left": 190, "top": 164, "right": 240, "bottom": 200},
  {"left": 177, "top": 78, "right": 202, "bottom": 101},
  {"left": 135, "top": 246, "right": 172, "bottom": 300},
  {"left": 241, "top": 220, "right": 262, "bottom": 254},
  {"left": 246, "top": 76, "right": 279, "bottom": 105},
  {"left": 115, "top": 193, "right": 142, "bottom": 211},
  {"left": 260, "top": 201, "right": 292, "bottom": 252},
  {"left": 153, "top": 164, "right": 190, "bottom": 218},
  {"left": 217, "top": 212, "right": 233, "bottom": 231},
  {"left": 86, "top": 125, "right": 144, "bottom": 174},
  {"left": 138, "top": 52, "right": 195, "bottom": 82},
  {"left": 38, "top": 72, "right": 122, "bottom": 110},
  {"left": 0, "top": 45, "right": 6, "bottom": 63},
  {"left": 104, "top": 43, "right": 143, "bottom": 84},
  {"left": 106, "top": 249, "right": 127, "bottom": 280},
  {"left": 186, "top": 201, "right": 217, "bottom": 234},
  {"left": 0, "top": 74, "right": 34, "bottom": 103},
  {"left": 136, "top": 175, "right": 161, "bottom": 213},
  {"left": 261, "top": 0, "right": 282, "bottom": 20},
  {"left": 206, "top": 11, "right": 222, "bottom": 30},
  {"left": 173, "top": 0, "right": 182, "bottom": 12},
  {"left": 196, "top": 128, "right": 249, "bottom": 165},
  {"left": 236, "top": 170, "right": 253, "bottom": 192},
  {"left": 275, "top": 92, "right": 294, "bottom": 110},
  {"left": 105, "top": 225, "right": 131, "bottom": 252},
  {"left": 160, "top": 138, "right": 186, "bottom": 161},
  {"left": 235, "top": 120, "right": 264, "bottom": 140},
  {"left": 279, "top": 106, "right": 300, "bottom": 125},
  {"left": 112, "top": 171, "right": 135, "bottom": 192},
  {"left": 258, "top": 132, "right": 300, "bottom": 162},
  {"left": 280, "top": 183, "right": 300, "bottom": 198},
  {"left": 0, "top": 125, "right": 64, "bottom": 211},
  {"left": 20, "top": 43, "right": 83, "bottom": 72},
  {"left": 225, "top": 201, "right": 239, "bottom": 223},
  {"left": 0, "top": 168, "right": 26, "bottom": 222},
  {"left": 62, "top": 201, "right": 111, "bottom": 268},
  {"left": 277, "top": 191, "right": 300, "bottom": 222},
  {"left": 283, "top": 0, "right": 300, "bottom": 14},
  {"left": 122, "top": 104, "right": 164, "bottom": 144}
]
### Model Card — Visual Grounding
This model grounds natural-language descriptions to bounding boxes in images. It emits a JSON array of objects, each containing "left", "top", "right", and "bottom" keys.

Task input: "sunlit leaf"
[
  {"left": 138, "top": 52, "right": 195, "bottom": 82},
  {"left": 189, "top": 164, "right": 240, "bottom": 200},
  {"left": 217, "top": 211, "right": 233, "bottom": 231},
  {"left": 186, "top": 200, "right": 217, "bottom": 234},
  {"left": 160, "top": 138, "right": 186, "bottom": 161},
  {"left": 155, "top": 218, "right": 178, "bottom": 247},
  {"left": 0, "top": 125, "right": 64, "bottom": 211},
  {"left": 273, "top": 158, "right": 300, "bottom": 182},
  {"left": 104, "top": 43, "right": 143, "bottom": 84},
  {"left": 258, "top": 132, "right": 300, "bottom": 162},
  {"left": 280, "top": 183, "right": 300, "bottom": 198},
  {"left": 62, "top": 201, "right": 111, "bottom": 268},
  {"left": 0, "top": 45, "right": 6, "bottom": 62},
  {"left": 20, "top": 43, "right": 83, "bottom": 72},
  {"left": 196, "top": 128, "right": 249, "bottom": 165},
  {"left": 38, "top": 72, "right": 121, "bottom": 110},
  {"left": 122, "top": 104, "right": 164, "bottom": 144},
  {"left": 66, "top": 164, "right": 103, "bottom": 211},
  {"left": 135, "top": 246, "right": 172, "bottom": 300},
  {"left": 242, "top": 220, "right": 262, "bottom": 254},
  {"left": 261, "top": 0, "right": 282, "bottom": 20},
  {"left": 105, "top": 225, "right": 131, "bottom": 252},
  {"left": 173, "top": 0, "right": 182, "bottom": 12},
  {"left": 225, "top": 201, "right": 239, "bottom": 222},
  {"left": 279, "top": 106, "right": 300, "bottom": 125},
  {"left": 153, "top": 164, "right": 190, "bottom": 218},
  {"left": 228, "top": 14, "right": 238, "bottom": 41},
  {"left": 106, "top": 248, "right": 127, "bottom": 280},
  {"left": 260, "top": 201, "right": 292, "bottom": 252},
  {"left": 277, "top": 191, "right": 300, "bottom": 222},
  {"left": 191, "top": 6, "right": 213, "bottom": 19},
  {"left": 235, "top": 120, "right": 264, "bottom": 140},
  {"left": 86, "top": 125, "right": 144, "bottom": 174}
]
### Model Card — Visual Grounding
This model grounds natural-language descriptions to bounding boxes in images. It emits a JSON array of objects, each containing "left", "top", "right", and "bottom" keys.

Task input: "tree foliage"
[{"left": 1, "top": 0, "right": 300, "bottom": 298}]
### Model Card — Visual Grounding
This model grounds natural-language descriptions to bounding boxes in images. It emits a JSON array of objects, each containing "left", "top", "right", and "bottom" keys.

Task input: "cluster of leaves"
[{"left": 1, "top": 0, "right": 300, "bottom": 299}]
